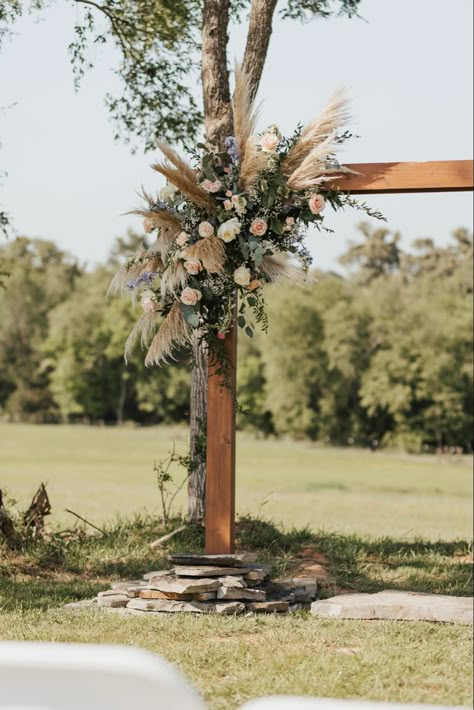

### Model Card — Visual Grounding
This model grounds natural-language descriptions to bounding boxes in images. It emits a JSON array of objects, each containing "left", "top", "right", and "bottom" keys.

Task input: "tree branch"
[{"left": 242, "top": 0, "right": 278, "bottom": 101}]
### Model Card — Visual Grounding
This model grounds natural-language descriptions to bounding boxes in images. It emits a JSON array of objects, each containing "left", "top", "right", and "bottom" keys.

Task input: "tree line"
[{"left": 0, "top": 223, "right": 472, "bottom": 452}]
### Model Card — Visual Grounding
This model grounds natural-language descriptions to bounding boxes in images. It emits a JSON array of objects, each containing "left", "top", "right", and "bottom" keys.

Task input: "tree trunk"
[
  {"left": 187, "top": 331, "right": 208, "bottom": 522},
  {"left": 187, "top": 0, "right": 278, "bottom": 523}
]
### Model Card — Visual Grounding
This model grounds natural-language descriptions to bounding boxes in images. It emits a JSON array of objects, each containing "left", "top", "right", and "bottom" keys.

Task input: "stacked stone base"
[{"left": 68, "top": 554, "right": 318, "bottom": 615}]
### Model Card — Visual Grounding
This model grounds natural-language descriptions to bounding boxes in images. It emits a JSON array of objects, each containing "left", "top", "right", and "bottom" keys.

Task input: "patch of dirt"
[{"left": 288, "top": 547, "right": 332, "bottom": 581}]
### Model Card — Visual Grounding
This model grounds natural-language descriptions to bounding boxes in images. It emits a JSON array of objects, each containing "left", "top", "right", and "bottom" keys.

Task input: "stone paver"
[{"left": 311, "top": 590, "right": 473, "bottom": 624}]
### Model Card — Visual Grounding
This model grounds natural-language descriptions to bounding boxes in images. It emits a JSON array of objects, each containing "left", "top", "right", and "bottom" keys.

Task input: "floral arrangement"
[{"left": 110, "top": 65, "right": 382, "bottom": 367}]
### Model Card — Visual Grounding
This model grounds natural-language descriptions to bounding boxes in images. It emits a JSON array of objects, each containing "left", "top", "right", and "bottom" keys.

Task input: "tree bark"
[
  {"left": 187, "top": 331, "right": 208, "bottom": 522},
  {"left": 201, "top": 0, "right": 233, "bottom": 147},
  {"left": 187, "top": 0, "right": 278, "bottom": 524}
]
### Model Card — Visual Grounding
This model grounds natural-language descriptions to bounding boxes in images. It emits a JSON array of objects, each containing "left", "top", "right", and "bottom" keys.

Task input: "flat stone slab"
[
  {"left": 97, "top": 593, "right": 130, "bottom": 608},
  {"left": 127, "top": 598, "right": 245, "bottom": 615},
  {"left": 218, "top": 575, "right": 247, "bottom": 588},
  {"left": 244, "top": 565, "right": 271, "bottom": 582},
  {"left": 147, "top": 575, "right": 220, "bottom": 594},
  {"left": 110, "top": 580, "right": 146, "bottom": 591},
  {"left": 217, "top": 586, "right": 266, "bottom": 602},
  {"left": 168, "top": 553, "right": 257, "bottom": 567},
  {"left": 311, "top": 590, "right": 473, "bottom": 624},
  {"left": 142, "top": 570, "right": 171, "bottom": 581},
  {"left": 172, "top": 565, "right": 251, "bottom": 577}
]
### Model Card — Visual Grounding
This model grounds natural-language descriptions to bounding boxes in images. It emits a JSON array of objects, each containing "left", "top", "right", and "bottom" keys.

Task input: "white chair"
[
  {"left": 0, "top": 642, "right": 205, "bottom": 710},
  {"left": 239, "top": 697, "right": 465, "bottom": 710}
]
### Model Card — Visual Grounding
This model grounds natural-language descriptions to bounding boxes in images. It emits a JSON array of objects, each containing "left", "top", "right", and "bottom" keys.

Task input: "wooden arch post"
[{"left": 204, "top": 159, "right": 474, "bottom": 554}]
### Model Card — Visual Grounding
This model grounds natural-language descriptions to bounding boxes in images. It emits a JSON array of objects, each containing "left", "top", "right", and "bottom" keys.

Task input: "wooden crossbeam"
[
  {"left": 331, "top": 160, "right": 473, "bottom": 194},
  {"left": 204, "top": 158, "right": 474, "bottom": 554}
]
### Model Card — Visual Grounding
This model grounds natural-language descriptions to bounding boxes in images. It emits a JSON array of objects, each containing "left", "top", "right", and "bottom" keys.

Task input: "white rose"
[
  {"left": 160, "top": 183, "right": 177, "bottom": 202},
  {"left": 183, "top": 259, "right": 201, "bottom": 275},
  {"left": 175, "top": 231, "right": 189, "bottom": 247},
  {"left": 217, "top": 217, "right": 241, "bottom": 243},
  {"left": 180, "top": 287, "right": 202, "bottom": 306},
  {"left": 231, "top": 195, "right": 247, "bottom": 216},
  {"left": 233, "top": 266, "right": 251, "bottom": 287},
  {"left": 198, "top": 221, "right": 214, "bottom": 238}
]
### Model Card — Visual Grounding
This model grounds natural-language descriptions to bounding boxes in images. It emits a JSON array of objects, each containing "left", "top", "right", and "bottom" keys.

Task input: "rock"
[
  {"left": 126, "top": 586, "right": 148, "bottom": 598},
  {"left": 217, "top": 586, "right": 266, "bottom": 601},
  {"left": 139, "top": 589, "right": 195, "bottom": 601},
  {"left": 97, "top": 593, "right": 130, "bottom": 608},
  {"left": 127, "top": 598, "right": 244, "bottom": 615},
  {"left": 110, "top": 580, "right": 145, "bottom": 592},
  {"left": 247, "top": 601, "right": 289, "bottom": 613},
  {"left": 194, "top": 592, "right": 217, "bottom": 601},
  {"left": 172, "top": 565, "right": 251, "bottom": 577},
  {"left": 64, "top": 599, "right": 97, "bottom": 609},
  {"left": 218, "top": 575, "right": 247, "bottom": 588},
  {"left": 142, "top": 570, "right": 171, "bottom": 581},
  {"left": 147, "top": 575, "right": 220, "bottom": 594},
  {"left": 168, "top": 553, "right": 257, "bottom": 567},
  {"left": 310, "top": 590, "right": 474, "bottom": 624},
  {"left": 244, "top": 565, "right": 271, "bottom": 582}
]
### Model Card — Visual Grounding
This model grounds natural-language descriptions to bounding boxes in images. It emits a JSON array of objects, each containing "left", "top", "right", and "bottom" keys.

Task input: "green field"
[
  {"left": 1, "top": 423, "right": 472, "bottom": 709},
  {"left": 1, "top": 423, "right": 472, "bottom": 539}
]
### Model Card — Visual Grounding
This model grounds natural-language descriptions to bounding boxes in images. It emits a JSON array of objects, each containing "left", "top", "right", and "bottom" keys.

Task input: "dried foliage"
[
  {"left": 181, "top": 236, "right": 225, "bottom": 274},
  {"left": 145, "top": 304, "right": 191, "bottom": 366}
]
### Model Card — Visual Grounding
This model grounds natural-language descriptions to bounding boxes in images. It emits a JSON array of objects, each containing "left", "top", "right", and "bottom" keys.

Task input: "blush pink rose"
[
  {"left": 198, "top": 221, "right": 214, "bottom": 238},
  {"left": 259, "top": 133, "right": 279, "bottom": 152},
  {"left": 201, "top": 179, "right": 222, "bottom": 193},
  {"left": 308, "top": 193, "right": 326, "bottom": 214},
  {"left": 176, "top": 231, "right": 189, "bottom": 247},
  {"left": 180, "top": 287, "right": 202, "bottom": 306},
  {"left": 183, "top": 259, "right": 201, "bottom": 275},
  {"left": 249, "top": 218, "right": 268, "bottom": 237},
  {"left": 141, "top": 297, "right": 156, "bottom": 314},
  {"left": 217, "top": 331, "right": 226, "bottom": 340},
  {"left": 223, "top": 199, "right": 233, "bottom": 210}
]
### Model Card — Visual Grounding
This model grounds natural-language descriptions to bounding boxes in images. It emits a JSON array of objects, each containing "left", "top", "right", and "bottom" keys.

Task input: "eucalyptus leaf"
[{"left": 245, "top": 326, "right": 253, "bottom": 338}]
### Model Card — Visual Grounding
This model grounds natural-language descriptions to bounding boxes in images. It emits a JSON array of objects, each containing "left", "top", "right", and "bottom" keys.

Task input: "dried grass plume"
[{"left": 145, "top": 304, "right": 191, "bottom": 366}]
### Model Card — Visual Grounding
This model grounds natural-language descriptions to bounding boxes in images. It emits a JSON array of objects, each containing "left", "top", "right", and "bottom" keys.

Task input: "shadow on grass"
[{"left": 1, "top": 513, "right": 472, "bottom": 612}]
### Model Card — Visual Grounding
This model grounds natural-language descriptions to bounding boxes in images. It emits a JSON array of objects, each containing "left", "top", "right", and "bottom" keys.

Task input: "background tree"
[{"left": 1, "top": 0, "right": 363, "bottom": 519}]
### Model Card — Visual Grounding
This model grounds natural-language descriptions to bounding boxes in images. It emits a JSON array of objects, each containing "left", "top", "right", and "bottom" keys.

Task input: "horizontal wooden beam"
[{"left": 331, "top": 160, "right": 473, "bottom": 194}]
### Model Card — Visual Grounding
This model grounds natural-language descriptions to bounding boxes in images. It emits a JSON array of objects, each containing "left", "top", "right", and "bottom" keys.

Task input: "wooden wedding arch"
[{"left": 204, "top": 158, "right": 474, "bottom": 554}]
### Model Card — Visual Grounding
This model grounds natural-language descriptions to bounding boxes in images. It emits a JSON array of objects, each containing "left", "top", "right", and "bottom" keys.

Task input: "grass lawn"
[
  {"left": 1, "top": 423, "right": 472, "bottom": 709},
  {"left": 1, "top": 423, "right": 472, "bottom": 539}
]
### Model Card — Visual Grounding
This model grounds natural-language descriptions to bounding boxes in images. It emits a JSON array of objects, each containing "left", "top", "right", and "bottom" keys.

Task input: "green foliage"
[{"left": 1, "top": 224, "right": 472, "bottom": 451}]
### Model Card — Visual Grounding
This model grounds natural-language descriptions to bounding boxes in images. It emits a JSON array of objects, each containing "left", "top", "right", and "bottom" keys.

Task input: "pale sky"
[{"left": 0, "top": 0, "right": 472, "bottom": 272}]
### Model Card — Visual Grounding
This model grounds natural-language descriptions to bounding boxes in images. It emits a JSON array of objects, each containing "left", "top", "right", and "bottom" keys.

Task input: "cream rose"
[
  {"left": 176, "top": 231, "right": 189, "bottom": 247},
  {"left": 231, "top": 194, "right": 247, "bottom": 216},
  {"left": 259, "top": 132, "right": 279, "bottom": 152},
  {"left": 160, "top": 183, "right": 177, "bottom": 202},
  {"left": 308, "top": 193, "right": 326, "bottom": 214},
  {"left": 180, "top": 287, "right": 202, "bottom": 306},
  {"left": 201, "top": 179, "right": 222, "bottom": 193},
  {"left": 223, "top": 199, "right": 233, "bottom": 210},
  {"left": 217, "top": 217, "right": 241, "bottom": 243},
  {"left": 234, "top": 266, "right": 251, "bottom": 287},
  {"left": 249, "top": 218, "right": 268, "bottom": 237},
  {"left": 198, "top": 221, "right": 214, "bottom": 238},
  {"left": 183, "top": 259, "right": 201, "bottom": 275}
]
